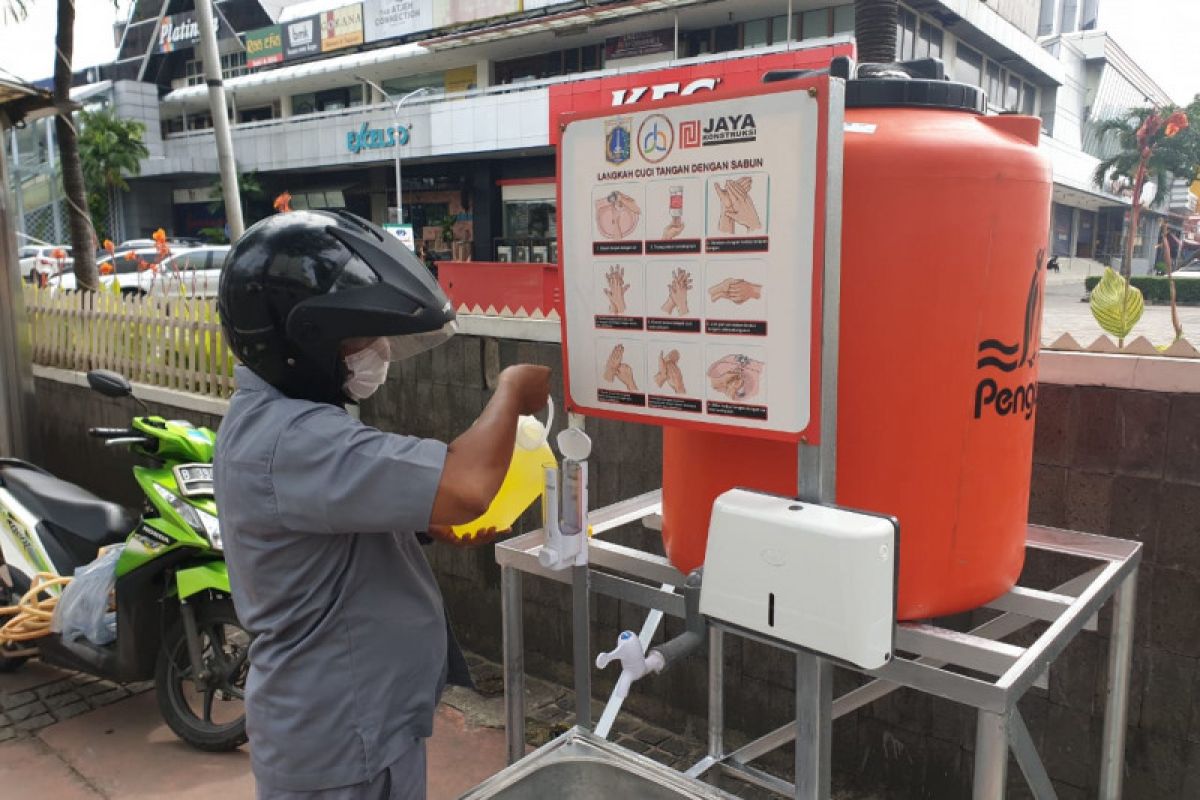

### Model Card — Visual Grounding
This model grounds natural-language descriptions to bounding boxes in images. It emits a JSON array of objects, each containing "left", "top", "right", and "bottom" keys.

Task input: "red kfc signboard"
[{"left": 547, "top": 43, "right": 855, "bottom": 145}]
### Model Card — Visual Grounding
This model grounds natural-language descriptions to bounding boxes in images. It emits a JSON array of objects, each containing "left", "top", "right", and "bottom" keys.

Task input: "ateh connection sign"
[{"left": 557, "top": 77, "right": 844, "bottom": 440}]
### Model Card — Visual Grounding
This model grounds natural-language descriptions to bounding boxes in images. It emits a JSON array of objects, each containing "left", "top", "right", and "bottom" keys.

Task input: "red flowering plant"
[
  {"left": 273, "top": 191, "right": 293, "bottom": 213},
  {"left": 1092, "top": 102, "right": 1198, "bottom": 344}
]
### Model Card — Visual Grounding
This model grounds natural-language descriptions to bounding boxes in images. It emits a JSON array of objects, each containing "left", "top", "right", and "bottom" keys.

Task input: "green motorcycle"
[{"left": 0, "top": 370, "right": 247, "bottom": 751}]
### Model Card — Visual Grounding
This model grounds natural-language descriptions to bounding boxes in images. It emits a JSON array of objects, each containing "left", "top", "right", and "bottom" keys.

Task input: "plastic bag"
[{"left": 50, "top": 545, "right": 124, "bottom": 646}]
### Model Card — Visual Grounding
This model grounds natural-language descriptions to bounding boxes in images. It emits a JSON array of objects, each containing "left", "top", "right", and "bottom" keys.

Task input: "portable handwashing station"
[{"left": 465, "top": 56, "right": 1142, "bottom": 800}]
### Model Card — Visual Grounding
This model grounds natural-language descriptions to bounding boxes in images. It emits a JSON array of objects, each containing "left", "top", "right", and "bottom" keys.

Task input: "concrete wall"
[{"left": 27, "top": 341, "right": 1200, "bottom": 799}]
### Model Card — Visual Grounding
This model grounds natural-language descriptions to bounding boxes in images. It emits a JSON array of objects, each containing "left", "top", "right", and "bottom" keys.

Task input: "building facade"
[{"left": 5, "top": 0, "right": 1192, "bottom": 269}]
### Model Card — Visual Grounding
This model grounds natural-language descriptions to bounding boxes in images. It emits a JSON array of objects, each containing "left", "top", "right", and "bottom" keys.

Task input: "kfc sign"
[
  {"left": 610, "top": 78, "right": 720, "bottom": 107},
  {"left": 548, "top": 42, "right": 855, "bottom": 144}
]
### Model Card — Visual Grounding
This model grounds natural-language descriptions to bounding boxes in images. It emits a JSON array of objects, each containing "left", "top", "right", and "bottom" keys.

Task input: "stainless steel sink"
[{"left": 459, "top": 727, "right": 736, "bottom": 800}]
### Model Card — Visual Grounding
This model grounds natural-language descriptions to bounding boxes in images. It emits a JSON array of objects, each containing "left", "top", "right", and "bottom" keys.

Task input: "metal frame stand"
[{"left": 498, "top": 492, "right": 1141, "bottom": 800}]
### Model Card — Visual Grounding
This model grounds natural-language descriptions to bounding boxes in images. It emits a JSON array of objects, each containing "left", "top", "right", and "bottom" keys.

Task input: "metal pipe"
[
  {"left": 1099, "top": 567, "right": 1137, "bottom": 799},
  {"left": 794, "top": 653, "right": 832, "bottom": 799},
  {"left": 973, "top": 711, "right": 1009, "bottom": 800},
  {"left": 708, "top": 627, "right": 725, "bottom": 760},
  {"left": 572, "top": 563, "right": 592, "bottom": 729},
  {"left": 195, "top": 0, "right": 243, "bottom": 239},
  {"left": 501, "top": 566, "right": 525, "bottom": 765}
]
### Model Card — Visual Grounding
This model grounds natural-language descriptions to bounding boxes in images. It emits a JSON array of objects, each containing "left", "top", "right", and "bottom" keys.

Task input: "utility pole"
[
  {"left": 358, "top": 77, "right": 433, "bottom": 225},
  {"left": 196, "top": 0, "right": 244, "bottom": 239}
]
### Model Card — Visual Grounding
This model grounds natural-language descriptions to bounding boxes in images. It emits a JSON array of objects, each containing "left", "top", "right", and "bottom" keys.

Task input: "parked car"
[
  {"left": 46, "top": 247, "right": 197, "bottom": 294},
  {"left": 140, "top": 246, "right": 231, "bottom": 298},
  {"left": 1172, "top": 262, "right": 1200, "bottom": 279},
  {"left": 18, "top": 245, "right": 72, "bottom": 283}
]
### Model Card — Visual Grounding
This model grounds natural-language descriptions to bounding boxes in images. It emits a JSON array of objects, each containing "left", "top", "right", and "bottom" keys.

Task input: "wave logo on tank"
[{"left": 973, "top": 249, "right": 1045, "bottom": 421}]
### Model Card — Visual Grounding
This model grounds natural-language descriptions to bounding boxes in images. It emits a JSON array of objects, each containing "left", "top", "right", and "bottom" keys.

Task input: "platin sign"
[
  {"left": 283, "top": 15, "right": 320, "bottom": 59},
  {"left": 321, "top": 3, "right": 365, "bottom": 52},
  {"left": 557, "top": 78, "right": 843, "bottom": 439},
  {"left": 363, "top": 0, "right": 433, "bottom": 43},
  {"left": 604, "top": 29, "right": 673, "bottom": 61},
  {"left": 155, "top": 12, "right": 230, "bottom": 54},
  {"left": 244, "top": 26, "right": 283, "bottom": 68}
]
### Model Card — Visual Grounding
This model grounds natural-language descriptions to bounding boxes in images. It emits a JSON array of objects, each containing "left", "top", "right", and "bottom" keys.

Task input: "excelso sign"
[
  {"left": 346, "top": 122, "right": 410, "bottom": 154},
  {"left": 557, "top": 76, "right": 844, "bottom": 439}
]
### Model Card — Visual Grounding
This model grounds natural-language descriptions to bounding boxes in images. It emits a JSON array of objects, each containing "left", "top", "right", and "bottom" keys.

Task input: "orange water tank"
[{"left": 662, "top": 76, "right": 1052, "bottom": 620}]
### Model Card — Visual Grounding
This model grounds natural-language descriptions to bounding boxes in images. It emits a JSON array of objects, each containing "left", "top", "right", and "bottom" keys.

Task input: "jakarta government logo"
[
  {"left": 604, "top": 118, "right": 632, "bottom": 165},
  {"left": 637, "top": 113, "right": 674, "bottom": 163}
]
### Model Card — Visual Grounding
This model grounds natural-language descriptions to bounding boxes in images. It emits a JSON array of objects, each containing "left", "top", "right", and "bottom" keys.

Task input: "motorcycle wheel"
[
  {"left": 155, "top": 598, "right": 249, "bottom": 752},
  {"left": 0, "top": 576, "right": 31, "bottom": 672}
]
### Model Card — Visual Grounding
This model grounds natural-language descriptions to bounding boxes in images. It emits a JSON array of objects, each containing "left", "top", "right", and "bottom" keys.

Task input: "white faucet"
[{"left": 596, "top": 630, "right": 665, "bottom": 701}]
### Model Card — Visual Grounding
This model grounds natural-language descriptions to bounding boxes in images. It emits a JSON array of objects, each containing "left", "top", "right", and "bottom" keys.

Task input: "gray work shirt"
[{"left": 215, "top": 367, "right": 449, "bottom": 792}]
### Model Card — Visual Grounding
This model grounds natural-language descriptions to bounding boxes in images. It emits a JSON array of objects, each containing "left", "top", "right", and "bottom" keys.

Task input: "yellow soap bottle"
[{"left": 451, "top": 400, "right": 556, "bottom": 538}]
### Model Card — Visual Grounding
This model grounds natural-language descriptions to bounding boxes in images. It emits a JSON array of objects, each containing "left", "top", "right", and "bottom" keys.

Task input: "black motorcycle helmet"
[{"left": 218, "top": 210, "right": 456, "bottom": 404}]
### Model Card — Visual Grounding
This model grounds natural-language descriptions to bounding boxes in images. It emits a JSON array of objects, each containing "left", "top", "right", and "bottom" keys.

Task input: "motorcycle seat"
[{"left": 0, "top": 467, "right": 136, "bottom": 548}]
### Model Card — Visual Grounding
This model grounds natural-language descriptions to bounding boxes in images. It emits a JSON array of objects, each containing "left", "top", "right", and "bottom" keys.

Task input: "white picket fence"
[{"left": 23, "top": 286, "right": 236, "bottom": 399}]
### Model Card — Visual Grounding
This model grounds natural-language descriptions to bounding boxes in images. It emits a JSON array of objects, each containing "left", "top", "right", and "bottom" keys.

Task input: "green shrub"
[{"left": 1083, "top": 276, "right": 1200, "bottom": 306}]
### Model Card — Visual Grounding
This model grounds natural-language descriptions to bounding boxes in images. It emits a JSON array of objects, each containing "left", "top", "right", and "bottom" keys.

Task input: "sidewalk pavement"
[
  {"left": 0, "top": 663, "right": 510, "bottom": 800},
  {"left": 2, "top": 657, "right": 876, "bottom": 799}
]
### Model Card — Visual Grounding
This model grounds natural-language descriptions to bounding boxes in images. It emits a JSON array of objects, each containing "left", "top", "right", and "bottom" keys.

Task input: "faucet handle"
[{"left": 596, "top": 631, "right": 641, "bottom": 670}]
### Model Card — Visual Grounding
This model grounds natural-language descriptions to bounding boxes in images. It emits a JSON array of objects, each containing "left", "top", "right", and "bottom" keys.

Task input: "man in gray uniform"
[{"left": 214, "top": 210, "right": 550, "bottom": 799}]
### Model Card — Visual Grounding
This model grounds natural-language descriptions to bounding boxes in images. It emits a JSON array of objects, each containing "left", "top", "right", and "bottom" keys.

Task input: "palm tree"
[
  {"left": 1092, "top": 103, "right": 1200, "bottom": 276},
  {"left": 4, "top": 0, "right": 102, "bottom": 290},
  {"left": 208, "top": 169, "right": 264, "bottom": 217},
  {"left": 52, "top": 0, "right": 99, "bottom": 290},
  {"left": 78, "top": 108, "right": 149, "bottom": 243},
  {"left": 854, "top": 0, "right": 898, "bottom": 64}
]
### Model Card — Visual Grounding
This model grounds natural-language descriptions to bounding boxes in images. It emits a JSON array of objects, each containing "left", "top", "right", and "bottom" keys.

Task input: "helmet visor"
[{"left": 379, "top": 319, "right": 458, "bottom": 363}]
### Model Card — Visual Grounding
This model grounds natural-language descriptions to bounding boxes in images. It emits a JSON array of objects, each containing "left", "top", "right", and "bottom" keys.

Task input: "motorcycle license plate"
[{"left": 174, "top": 464, "right": 214, "bottom": 497}]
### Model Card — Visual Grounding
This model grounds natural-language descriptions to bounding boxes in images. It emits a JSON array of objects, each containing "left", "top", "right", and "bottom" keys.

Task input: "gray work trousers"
[{"left": 256, "top": 739, "right": 427, "bottom": 800}]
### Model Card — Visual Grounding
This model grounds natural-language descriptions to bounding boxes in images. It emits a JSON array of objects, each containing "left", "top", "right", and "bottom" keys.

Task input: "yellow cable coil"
[{"left": 0, "top": 572, "right": 72, "bottom": 645}]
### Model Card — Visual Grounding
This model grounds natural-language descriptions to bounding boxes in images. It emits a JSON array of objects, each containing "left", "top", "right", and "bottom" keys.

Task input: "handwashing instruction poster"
[{"left": 560, "top": 86, "right": 830, "bottom": 435}]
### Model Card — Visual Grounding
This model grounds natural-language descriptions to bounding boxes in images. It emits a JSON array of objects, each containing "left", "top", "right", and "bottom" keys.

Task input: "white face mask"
[{"left": 342, "top": 338, "right": 390, "bottom": 401}]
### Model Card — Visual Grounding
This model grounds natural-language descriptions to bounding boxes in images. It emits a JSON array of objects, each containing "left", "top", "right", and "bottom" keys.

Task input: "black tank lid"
[{"left": 764, "top": 57, "right": 988, "bottom": 114}]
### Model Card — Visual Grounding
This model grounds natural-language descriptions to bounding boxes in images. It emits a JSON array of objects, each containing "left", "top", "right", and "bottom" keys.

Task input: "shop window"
[
  {"left": 1059, "top": 0, "right": 1078, "bottom": 34},
  {"left": 1005, "top": 75, "right": 1021, "bottom": 112},
  {"left": 504, "top": 200, "right": 556, "bottom": 239},
  {"left": 744, "top": 19, "right": 769, "bottom": 48},
  {"left": 382, "top": 73, "right": 444, "bottom": 96},
  {"left": 917, "top": 20, "right": 942, "bottom": 58},
  {"left": 833, "top": 5, "right": 854, "bottom": 34},
  {"left": 1037, "top": 0, "right": 1056, "bottom": 36},
  {"left": 953, "top": 43, "right": 983, "bottom": 87},
  {"left": 986, "top": 62, "right": 1003, "bottom": 107},
  {"left": 183, "top": 52, "right": 250, "bottom": 87},
  {"left": 239, "top": 105, "right": 274, "bottom": 124},
  {"left": 802, "top": 9, "right": 830, "bottom": 40},
  {"left": 769, "top": 15, "right": 792, "bottom": 44},
  {"left": 894, "top": 9, "right": 916, "bottom": 59},
  {"left": 187, "top": 113, "right": 213, "bottom": 131},
  {"left": 495, "top": 45, "right": 603, "bottom": 84},
  {"left": 291, "top": 92, "right": 317, "bottom": 115},
  {"left": 1022, "top": 83, "right": 1037, "bottom": 116},
  {"left": 713, "top": 25, "right": 738, "bottom": 53},
  {"left": 1080, "top": 0, "right": 1098, "bottom": 30}
]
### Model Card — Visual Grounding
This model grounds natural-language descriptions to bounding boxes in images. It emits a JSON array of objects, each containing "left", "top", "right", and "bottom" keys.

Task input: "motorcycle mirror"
[{"left": 87, "top": 370, "right": 134, "bottom": 399}]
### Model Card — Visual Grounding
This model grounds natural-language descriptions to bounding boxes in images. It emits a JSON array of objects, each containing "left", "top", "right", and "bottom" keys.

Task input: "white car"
[
  {"left": 1172, "top": 262, "right": 1200, "bottom": 279},
  {"left": 141, "top": 246, "right": 231, "bottom": 298},
  {"left": 46, "top": 247, "right": 202, "bottom": 294},
  {"left": 18, "top": 245, "right": 72, "bottom": 283}
]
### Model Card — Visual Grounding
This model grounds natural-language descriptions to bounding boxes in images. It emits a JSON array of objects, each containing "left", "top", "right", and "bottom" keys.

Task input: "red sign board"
[{"left": 547, "top": 43, "right": 855, "bottom": 145}]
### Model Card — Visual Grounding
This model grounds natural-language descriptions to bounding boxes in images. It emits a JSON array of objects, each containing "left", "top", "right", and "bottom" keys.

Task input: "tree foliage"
[
  {"left": 1092, "top": 98, "right": 1200, "bottom": 205},
  {"left": 78, "top": 108, "right": 149, "bottom": 241}
]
